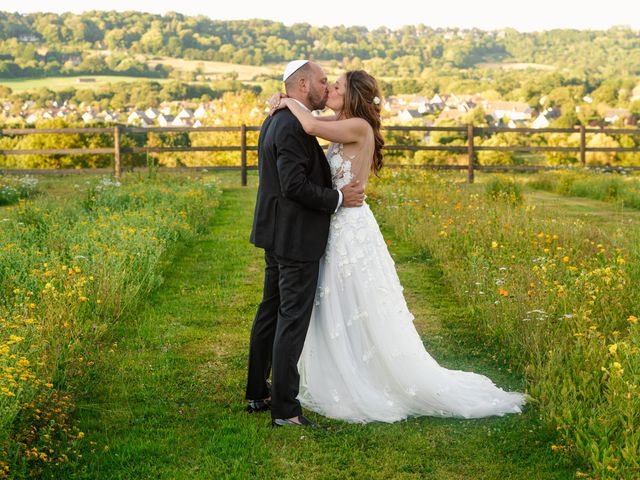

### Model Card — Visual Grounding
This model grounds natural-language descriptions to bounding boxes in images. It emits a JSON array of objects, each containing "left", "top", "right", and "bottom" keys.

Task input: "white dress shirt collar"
[{"left": 291, "top": 98, "right": 311, "bottom": 112}]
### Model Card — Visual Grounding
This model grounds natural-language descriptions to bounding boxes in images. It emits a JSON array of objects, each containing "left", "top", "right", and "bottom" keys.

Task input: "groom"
[{"left": 246, "top": 60, "right": 364, "bottom": 427}]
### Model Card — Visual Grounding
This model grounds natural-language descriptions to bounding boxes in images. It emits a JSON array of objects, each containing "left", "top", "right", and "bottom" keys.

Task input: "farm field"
[
  {"left": 0, "top": 75, "right": 172, "bottom": 93},
  {"left": 144, "top": 57, "right": 279, "bottom": 81},
  {"left": 1, "top": 170, "right": 638, "bottom": 479}
]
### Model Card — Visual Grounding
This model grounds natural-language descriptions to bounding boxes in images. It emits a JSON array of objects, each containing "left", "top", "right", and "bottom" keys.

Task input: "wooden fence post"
[
  {"left": 241, "top": 124, "right": 247, "bottom": 186},
  {"left": 579, "top": 124, "right": 586, "bottom": 166},
  {"left": 467, "top": 124, "right": 475, "bottom": 183},
  {"left": 114, "top": 125, "right": 122, "bottom": 180}
]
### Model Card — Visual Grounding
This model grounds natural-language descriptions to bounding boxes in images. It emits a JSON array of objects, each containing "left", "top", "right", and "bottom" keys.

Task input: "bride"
[{"left": 270, "top": 70, "right": 525, "bottom": 423}]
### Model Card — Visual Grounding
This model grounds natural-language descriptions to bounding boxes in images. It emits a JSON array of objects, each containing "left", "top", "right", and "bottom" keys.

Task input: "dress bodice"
[{"left": 326, "top": 143, "right": 354, "bottom": 191}]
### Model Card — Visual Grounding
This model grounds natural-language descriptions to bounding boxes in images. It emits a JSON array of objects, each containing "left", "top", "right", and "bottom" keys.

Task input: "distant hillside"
[{"left": 0, "top": 11, "right": 639, "bottom": 79}]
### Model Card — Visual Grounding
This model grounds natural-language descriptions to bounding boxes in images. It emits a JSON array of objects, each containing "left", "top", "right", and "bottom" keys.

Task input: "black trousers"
[{"left": 245, "top": 250, "right": 320, "bottom": 419}]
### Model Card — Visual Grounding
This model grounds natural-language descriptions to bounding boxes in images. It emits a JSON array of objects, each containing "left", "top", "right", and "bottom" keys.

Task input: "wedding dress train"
[{"left": 297, "top": 143, "right": 525, "bottom": 423}]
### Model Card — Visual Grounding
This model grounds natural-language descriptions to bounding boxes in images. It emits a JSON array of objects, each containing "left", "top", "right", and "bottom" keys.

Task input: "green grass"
[
  {"left": 66, "top": 183, "right": 576, "bottom": 479},
  {"left": 526, "top": 189, "right": 640, "bottom": 232}
]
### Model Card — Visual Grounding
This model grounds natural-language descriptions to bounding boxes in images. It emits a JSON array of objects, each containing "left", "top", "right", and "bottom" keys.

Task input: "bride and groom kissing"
[{"left": 246, "top": 60, "right": 525, "bottom": 427}]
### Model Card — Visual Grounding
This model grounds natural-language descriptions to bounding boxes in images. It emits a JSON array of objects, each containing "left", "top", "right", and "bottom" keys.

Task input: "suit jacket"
[{"left": 250, "top": 109, "right": 339, "bottom": 262}]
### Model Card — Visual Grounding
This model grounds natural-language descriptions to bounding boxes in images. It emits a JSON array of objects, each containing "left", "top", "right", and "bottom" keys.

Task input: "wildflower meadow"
[
  {"left": 0, "top": 175, "right": 219, "bottom": 478},
  {"left": 368, "top": 170, "right": 640, "bottom": 478},
  {"left": 1, "top": 169, "right": 639, "bottom": 479}
]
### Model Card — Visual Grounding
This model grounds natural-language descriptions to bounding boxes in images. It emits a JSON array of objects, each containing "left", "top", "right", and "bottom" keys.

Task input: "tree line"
[{"left": 0, "top": 11, "right": 638, "bottom": 80}]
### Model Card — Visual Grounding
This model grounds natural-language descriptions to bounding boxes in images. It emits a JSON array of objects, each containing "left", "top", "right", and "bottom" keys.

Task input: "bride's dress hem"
[{"left": 297, "top": 144, "right": 526, "bottom": 424}]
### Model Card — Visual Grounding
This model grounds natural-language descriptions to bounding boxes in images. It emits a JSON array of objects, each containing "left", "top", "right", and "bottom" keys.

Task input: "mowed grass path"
[{"left": 70, "top": 184, "right": 576, "bottom": 479}]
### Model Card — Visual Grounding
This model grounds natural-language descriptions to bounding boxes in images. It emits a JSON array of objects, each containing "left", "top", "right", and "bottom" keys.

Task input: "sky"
[{"left": 8, "top": 0, "right": 640, "bottom": 31}]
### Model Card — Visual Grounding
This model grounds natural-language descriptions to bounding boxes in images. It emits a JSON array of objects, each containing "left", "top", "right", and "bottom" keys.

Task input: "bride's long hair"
[{"left": 343, "top": 70, "right": 384, "bottom": 175}]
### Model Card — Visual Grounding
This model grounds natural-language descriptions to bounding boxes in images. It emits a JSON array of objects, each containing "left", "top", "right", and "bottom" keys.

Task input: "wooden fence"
[{"left": 1, "top": 124, "right": 640, "bottom": 184}]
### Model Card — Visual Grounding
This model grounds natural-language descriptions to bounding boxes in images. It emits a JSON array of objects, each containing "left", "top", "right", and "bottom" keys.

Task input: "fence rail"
[{"left": 1, "top": 124, "right": 639, "bottom": 184}]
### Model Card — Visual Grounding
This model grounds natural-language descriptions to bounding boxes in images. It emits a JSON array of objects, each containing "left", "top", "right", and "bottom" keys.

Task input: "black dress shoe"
[
  {"left": 246, "top": 399, "right": 271, "bottom": 413},
  {"left": 272, "top": 414, "right": 315, "bottom": 427}
]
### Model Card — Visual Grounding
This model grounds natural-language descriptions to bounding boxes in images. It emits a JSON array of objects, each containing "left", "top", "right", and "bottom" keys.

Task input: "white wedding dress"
[{"left": 297, "top": 143, "right": 525, "bottom": 423}]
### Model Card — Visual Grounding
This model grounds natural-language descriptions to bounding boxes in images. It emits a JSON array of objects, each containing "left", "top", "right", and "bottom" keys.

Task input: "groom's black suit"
[{"left": 247, "top": 108, "right": 340, "bottom": 420}]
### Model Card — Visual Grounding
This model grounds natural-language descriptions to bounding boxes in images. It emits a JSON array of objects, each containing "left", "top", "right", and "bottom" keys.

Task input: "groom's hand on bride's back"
[{"left": 340, "top": 179, "right": 365, "bottom": 208}]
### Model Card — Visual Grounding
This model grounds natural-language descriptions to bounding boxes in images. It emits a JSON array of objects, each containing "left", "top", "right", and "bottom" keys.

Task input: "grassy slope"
[{"left": 67, "top": 181, "right": 576, "bottom": 479}]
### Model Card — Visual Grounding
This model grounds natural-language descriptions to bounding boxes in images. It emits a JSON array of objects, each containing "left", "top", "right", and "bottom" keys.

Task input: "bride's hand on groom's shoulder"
[
  {"left": 268, "top": 92, "right": 288, "bottom": 116},
  {"left": 340, "top": 179, "right": 365, "bottom": 208}
]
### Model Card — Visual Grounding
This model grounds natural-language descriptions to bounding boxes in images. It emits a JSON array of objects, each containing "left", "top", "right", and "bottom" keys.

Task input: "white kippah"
[{"left": 282, "top": 60, "right": 309, "bottom": 82}]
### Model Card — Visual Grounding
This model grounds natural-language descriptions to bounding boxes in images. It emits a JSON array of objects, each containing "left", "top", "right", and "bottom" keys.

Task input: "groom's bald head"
[
  {"left": 284, "top": 62, "right": 328, "bottom": 111},
  {"left": 284, "top": 62, "right": 314, "bottom": 95}
]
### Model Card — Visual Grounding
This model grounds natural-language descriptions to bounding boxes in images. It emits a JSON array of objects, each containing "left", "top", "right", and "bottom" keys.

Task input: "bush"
[{"left": 485, "top": 175, "right": 523, "bottom": 204}]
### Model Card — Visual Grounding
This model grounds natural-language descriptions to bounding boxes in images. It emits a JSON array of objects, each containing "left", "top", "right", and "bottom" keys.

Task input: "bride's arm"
[{"left": 281, "top": 98, "right": 368, "bottom": 144}]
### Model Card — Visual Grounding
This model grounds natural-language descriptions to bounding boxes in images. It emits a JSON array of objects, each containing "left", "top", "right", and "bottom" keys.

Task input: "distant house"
[
  {"left": 157, "top": 114, "right": 175, "bottom": 127},
  {"left": 531, "top": 113, "right": 550, "bottom": 129},
  {"left": 397, "top": 109, "right": 424, "bottom": 123},
  {"left": 42, "top": 111, "right": 56, "bottom": 120},
  {"left": 430, "top": 94, "right": 445, "bottom": 109},
  {"left": 62, "top": 54, "right": 82, "bottom": 67},
  {"left": 482, "top": 101, "right": 533, "bottom": 121},
  {"left": 603, "top": 108, "right": 633, "bottom": 124},
  {"left": 456, "top": 101, "right": 475, "bottom": 113},
  {"left": 25, "top": 113, "right": 39, "bottom": 124},
  {"left": 531, "top": 107, "right": 561, "bottom": 129},
  {"left": 407, "top": 96, "right": 435, "bottom": 114},
  {"left": 409, "top": 95, "right": 430, "bottom": 106},
  {"left": 194, "top": 105, "right": 208, "bottom": 119},
  {"left": 583, "top": 95, "right": 594, "bottom": 104},
  {"left": 171, "top": 116, "right": 192, "bottom": 127},
  {"left": 437, "top": 108, "right": 466, "bottom": 122},
  {"left": 145, "top": 108, "right": 160, "bottom": 119},
  {"left": 100, "top": 111, "right": 119, "bottom": 122},
  {"left": 18, "top": 33, "right": 39, "bottom": 43},
  {"left": 177, "top": 108, "right": 194, "bottom": 119},
  {"left": 444, "top": 94, "right": 464, "bottom": 108},
  {"left": 127, "top": 111, "right": 150, "bottom": 125},
  {"left": 193, "top": 119, "right": 203, "bottom": 128},
  {"left": 81, "top": 111, "right": 97, "bottom": 123},
  {"left": 139, "top": 117, "right": 153, "bottom": 128}
]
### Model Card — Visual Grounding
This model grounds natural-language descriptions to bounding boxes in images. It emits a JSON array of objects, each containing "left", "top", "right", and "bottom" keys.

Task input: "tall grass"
[
  {"left": 368, "top": 171, "right": 640, "bottom": 479},
  {"left": 0, "top": 175, "right": 219, "bottom": 478},
  {"left": 528, "top": 170, "right": 640, "bottom": 209}
]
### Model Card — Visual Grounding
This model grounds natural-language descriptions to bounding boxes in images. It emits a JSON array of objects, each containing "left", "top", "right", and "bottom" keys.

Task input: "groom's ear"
[
  {"left": 297, "top": 76, "right": 309, "bottom": 93},
  {"left": 285, "top": 75, "right": 306, "bottom": 95}
]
